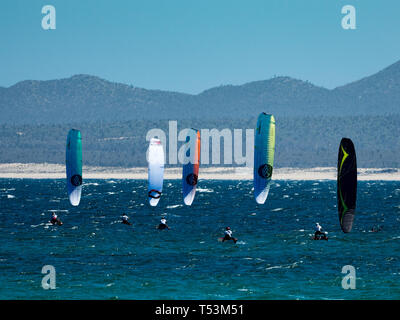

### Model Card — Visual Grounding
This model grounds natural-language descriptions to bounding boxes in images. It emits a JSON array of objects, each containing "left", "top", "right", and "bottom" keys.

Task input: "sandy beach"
[{"left": 0, "top": 163, "right": 400, "bottom": 180}]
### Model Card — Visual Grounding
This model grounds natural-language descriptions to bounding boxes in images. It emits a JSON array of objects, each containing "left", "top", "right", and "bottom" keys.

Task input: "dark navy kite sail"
[{"left": 182, "top": 129, "right": 201, "bottom": 206}]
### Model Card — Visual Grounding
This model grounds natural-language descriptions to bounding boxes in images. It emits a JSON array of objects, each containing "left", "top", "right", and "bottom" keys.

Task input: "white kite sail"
[{"left": 148, "top": 138, "right": 165, "bottom": 206}]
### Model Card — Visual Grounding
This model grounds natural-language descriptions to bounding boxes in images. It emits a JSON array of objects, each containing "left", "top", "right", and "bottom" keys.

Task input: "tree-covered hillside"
[
  {"left": 1, "top": 115, "right": 399, "bottom": 168},
  {"left": 1, "top": 61, "right": 400, "bottom": 125}
]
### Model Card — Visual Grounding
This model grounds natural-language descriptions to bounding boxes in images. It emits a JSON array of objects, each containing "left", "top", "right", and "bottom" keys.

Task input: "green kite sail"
[{"left": 254, "top": 113, "right": 276, "bottom": 204}]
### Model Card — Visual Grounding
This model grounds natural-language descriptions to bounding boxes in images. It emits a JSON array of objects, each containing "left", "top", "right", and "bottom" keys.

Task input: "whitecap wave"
[
  {"left": 197, "top": 188, "right": 213, "bottom": 193},
  {"left": 166, "top": 204, "right": 183, "bottom": 209}
]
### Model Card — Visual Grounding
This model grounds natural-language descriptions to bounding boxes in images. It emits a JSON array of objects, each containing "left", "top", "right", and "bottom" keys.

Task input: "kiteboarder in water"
[
  {"left": 370, "top": 225, "right": 383, "bottom": 232},
  {"left": 157, "top": 217, "right": 170, "bottom": 230},
  {"left": 121, "top": 214, "right": 131, "bottom": 225},
  {"left": 222, "top": 227, "right": 237, "bottom": 243},
  {"left": 314, "top": 223, "right": 327, "bottom": 240},
  {"left": 50, "top": 212, "right": 62, "bottom": 226}
]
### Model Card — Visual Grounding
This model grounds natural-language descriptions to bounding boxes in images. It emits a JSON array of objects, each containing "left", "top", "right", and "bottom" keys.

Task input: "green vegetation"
[{"left": 1, "top": 115, "right": 399, "bottom": 168}]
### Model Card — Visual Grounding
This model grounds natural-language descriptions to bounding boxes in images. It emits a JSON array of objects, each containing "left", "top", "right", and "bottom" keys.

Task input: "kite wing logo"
[
  {"left": 258, "top": 164, "right": 273, "bottom": 179},
  {"left": 148, "top": 189, "right": 162, "bottom": 199},
  {"left": 70, "top": 174, "right": 82, "bottom": 187},
  {"left": 186, "top": 173, "right": 198, "bottom": 186}
]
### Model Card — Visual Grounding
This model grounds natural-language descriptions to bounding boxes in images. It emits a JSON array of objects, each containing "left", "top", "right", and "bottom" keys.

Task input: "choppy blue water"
[{"left": 1, "top": 178, "right": 400, "bottom": 300}]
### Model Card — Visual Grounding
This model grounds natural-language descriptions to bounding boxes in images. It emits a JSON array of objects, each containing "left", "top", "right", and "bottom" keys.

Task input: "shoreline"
[{"left": 1, "top": 163, "right": 400, "bottom": 180}]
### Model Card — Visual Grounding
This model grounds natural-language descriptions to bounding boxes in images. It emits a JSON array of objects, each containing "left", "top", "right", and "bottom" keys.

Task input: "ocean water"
[{"left": 0, "top": 178, "right": 400, "bottom": 300}]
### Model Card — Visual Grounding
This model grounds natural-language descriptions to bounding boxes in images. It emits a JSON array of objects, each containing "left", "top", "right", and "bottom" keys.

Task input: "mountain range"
[
  {"left": 1, "top": 60, "right": 400, "bottom": 168},
  {"left": 1, "top": 60, "right": 400, "bottom": 125}
]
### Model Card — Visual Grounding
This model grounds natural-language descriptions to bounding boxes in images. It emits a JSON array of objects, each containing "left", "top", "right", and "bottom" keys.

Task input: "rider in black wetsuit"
[
  {"left": 371, "top": 225, "right": 383, "bottom": 232},
  {"left": 222, "top": 227, "right": 237, "bottom": 243},
  {"left": 314, "top": 223, "right": 327, "bottom": 240},
  {"left": 158, "top": 217, "right": 170, "bottom": 230},
  {"left": 122, "top": 214, "right": 132, "bottom": 225},
  {"left": 50, "top": 212, "right": 62, "bottom": 225}
]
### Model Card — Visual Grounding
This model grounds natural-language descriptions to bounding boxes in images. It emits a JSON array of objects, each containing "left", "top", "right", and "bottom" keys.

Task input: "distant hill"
[
  {"left": 0, "top": 75, "right": 193, "bottom": 124},
  {"left": 197, "top": 77, "right": 332, "bottom": 118},
  {"left": 1, "top": 60, "right": 400, "bottom": 125},
  {"left": 334, "top": 60, "right": 400, "bottom": 114}
]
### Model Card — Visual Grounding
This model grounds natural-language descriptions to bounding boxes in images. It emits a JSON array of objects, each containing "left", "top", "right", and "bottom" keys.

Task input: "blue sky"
[{"left": 0, "top": 0, "right": 399, "bottom": 93}]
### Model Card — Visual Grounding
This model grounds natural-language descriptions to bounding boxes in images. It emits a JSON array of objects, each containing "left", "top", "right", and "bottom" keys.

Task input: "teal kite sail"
[{"left": 66, "top": 129, "right": 82, "bottom": 206}]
